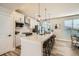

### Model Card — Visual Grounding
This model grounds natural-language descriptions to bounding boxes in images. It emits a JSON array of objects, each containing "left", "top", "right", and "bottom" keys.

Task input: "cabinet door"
[
  {"left": 0, "top": 13, "right": 14, "bottom": 55},
  {"left": 14, "top": 12, "right": 24, "bottom": 23}
]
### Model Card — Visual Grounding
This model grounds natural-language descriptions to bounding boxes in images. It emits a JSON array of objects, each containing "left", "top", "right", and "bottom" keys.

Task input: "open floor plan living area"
[{"left": 0, "top": 3, "right": 79, "bottom": 56}]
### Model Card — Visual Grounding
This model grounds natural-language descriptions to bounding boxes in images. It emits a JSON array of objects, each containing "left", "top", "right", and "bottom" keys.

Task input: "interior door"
[{"left": 0, "top": 12, "right": 14, "bottom": 55}]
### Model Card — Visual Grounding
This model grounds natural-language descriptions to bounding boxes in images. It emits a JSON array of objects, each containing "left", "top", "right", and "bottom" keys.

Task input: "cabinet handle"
[{"left": 8, "top": 34, "right": 11, "bottom": 37}]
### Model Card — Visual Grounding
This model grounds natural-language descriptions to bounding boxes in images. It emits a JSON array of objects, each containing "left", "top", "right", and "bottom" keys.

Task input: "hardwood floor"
[
  {"left": 0, "top": 47, "right": 21, "bottom": 56},
  {"left": 1, "top": 39, "right": 79, "bottom": 56},
  {"left": 51, "top": 39, "right": 79, "bottom": 56}
]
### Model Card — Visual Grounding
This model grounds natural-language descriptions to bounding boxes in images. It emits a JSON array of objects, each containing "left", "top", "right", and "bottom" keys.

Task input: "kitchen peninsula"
[{"left": 21, "top": 32, "right": 56, "bottom": 56}]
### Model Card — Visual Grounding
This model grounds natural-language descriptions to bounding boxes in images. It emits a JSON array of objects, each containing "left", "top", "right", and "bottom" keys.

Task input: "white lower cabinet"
[
  {"left": 15, "top": 34, "right": 21, "bottom": 47},
  {"left": 21, "top": 38, "right": 42, "bottom": 56}
]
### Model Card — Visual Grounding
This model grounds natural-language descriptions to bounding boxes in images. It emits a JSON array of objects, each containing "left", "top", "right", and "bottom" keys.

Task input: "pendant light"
[
  {"left": 37, "top": 4, "right": 48, "bottom": 21},
  {"left": 45, "top": 8, "right": 47, "bottom": 21},
  {"left": 37, "top": 3, "right": 41, "bottom": 21}
]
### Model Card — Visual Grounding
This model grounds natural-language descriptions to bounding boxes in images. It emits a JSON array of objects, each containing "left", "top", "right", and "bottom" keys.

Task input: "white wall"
[
  {"left": 0, "top": 6, "right": 12, "bottom": 15},
  {"left": 49, "top": 19, "right": 64, "bottom": 40}
]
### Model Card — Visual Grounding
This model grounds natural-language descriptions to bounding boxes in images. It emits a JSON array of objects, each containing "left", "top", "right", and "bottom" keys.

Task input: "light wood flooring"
[
  {"left": 0, "top": 47, "right": 21, "bottom": 56},
  {"left": 51, "top": 39, "right": 79, "bottom": 56},
  {"left": 1, "top": 39, "right": 79, "bottom": 56}
]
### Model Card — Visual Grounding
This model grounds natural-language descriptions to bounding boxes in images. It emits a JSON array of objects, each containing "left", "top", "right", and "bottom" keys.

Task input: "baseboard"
[{"left": 55, "top": 38, "right": 71, "bottom": 42}]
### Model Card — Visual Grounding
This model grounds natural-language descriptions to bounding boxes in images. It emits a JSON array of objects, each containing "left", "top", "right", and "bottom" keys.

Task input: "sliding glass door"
[{"left": 64, "top": 19, "right": 79, "bottom": 40}]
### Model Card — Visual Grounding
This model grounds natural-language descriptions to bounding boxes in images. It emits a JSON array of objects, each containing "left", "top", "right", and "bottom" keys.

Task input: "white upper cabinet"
[
  {"left": 30, "top": 18, "right": 38, "bottom": 29},
  {"left": 13, "top": 11, "right": 24, "bottom": 23}
]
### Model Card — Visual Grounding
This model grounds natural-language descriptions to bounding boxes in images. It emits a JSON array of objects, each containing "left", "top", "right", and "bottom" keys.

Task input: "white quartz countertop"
[{"left": 20, "top": 32, "right": 54, "bottom": 43}]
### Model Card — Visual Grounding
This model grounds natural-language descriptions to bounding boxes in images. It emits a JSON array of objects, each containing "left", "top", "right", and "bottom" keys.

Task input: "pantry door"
[{"left": 0, "top": 12, "right": 14, "bottom": 55}]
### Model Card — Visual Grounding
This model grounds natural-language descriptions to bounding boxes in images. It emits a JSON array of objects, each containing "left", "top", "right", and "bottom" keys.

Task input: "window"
[{"left": 64, "top": 19, "right": 79, "bottom": 40}]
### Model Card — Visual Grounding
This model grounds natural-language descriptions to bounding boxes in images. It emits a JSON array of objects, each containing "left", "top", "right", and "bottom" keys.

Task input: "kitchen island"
[{"left": 20, "top": 32, "right": 56, "bottom": 56}]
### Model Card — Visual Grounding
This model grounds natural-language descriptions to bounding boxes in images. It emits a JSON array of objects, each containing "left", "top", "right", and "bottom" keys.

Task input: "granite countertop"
[{"left": 20, "top": 32, "right": 54, "bottom": 43}]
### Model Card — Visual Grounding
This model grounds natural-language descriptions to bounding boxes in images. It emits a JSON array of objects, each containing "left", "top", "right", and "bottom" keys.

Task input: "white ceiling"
[{"left": 0, "top": 3, "right": 79, "bottom": 19}]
